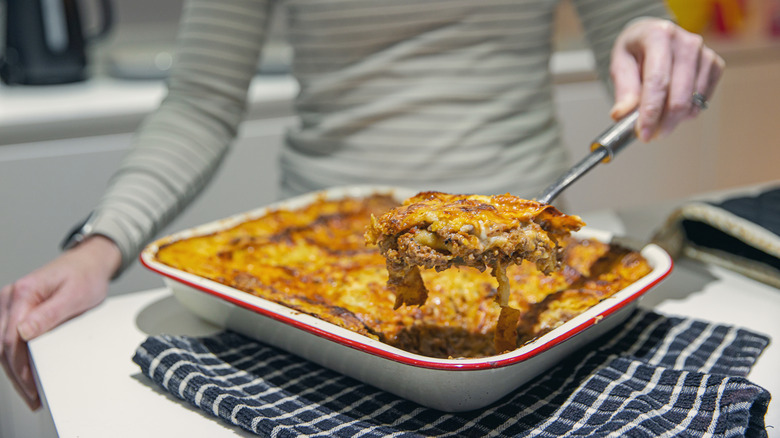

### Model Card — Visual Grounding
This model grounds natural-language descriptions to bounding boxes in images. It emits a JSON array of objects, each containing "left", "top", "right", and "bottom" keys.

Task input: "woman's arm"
[
  {"left": 90, "top": 0, "right": 274, "bottom": 274},
  {"left": 1, "top": 0, "right": 275, "bottom": 410}
]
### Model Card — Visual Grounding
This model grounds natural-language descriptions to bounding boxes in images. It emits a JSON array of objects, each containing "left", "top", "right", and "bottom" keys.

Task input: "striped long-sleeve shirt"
[{"left": 87, "top": 0, "right": 669, "bottom": 273}]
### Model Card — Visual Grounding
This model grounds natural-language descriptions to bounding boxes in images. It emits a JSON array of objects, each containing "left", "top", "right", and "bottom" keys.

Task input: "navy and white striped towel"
[{"left": 133, "top": 310, "right": 771, "bottom": 437}]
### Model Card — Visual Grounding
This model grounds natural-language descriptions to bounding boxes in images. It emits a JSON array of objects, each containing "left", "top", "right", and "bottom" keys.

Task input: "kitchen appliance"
[{"left": 0, "top": 0, "right": 112, "bottom": 85}]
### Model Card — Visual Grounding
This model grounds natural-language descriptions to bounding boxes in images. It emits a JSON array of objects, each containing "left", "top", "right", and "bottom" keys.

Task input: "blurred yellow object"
[
  {"left": 711, "top": 0, "right": 747, "bottom": 34},
  {"left": 667, "top": 0, "right": 713, "bottom": 33}
]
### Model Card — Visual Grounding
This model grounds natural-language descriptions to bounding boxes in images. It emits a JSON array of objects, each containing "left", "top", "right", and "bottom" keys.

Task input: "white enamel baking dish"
[{"left": 140, "top": 185, "right": 673, "bottom": 412}]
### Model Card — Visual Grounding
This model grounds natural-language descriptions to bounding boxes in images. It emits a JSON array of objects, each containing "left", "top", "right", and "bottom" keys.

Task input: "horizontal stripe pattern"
[{"left": 86, "top": 0, "right": 668, "bottom": 272}]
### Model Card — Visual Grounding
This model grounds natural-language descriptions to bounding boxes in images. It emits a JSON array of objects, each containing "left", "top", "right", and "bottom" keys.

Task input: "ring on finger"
[{"left": 692, "top": 92, "right": 708, "bottom": 110}]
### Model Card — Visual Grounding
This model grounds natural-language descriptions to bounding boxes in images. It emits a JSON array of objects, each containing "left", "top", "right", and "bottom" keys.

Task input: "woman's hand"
[
  {"left": 0, "top": 235, "right": 121, "bottom": 410},
  {"left": 609, "top": 18, "right": 725, "bottom": 141}
]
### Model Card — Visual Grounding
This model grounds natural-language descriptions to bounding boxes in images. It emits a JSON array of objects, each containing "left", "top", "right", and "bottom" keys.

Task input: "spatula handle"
[
  {"left": 590, "top": 109, "right": 639, "bottom": 162},
  {"left": 534, "top": 109, "right": 640, "bottom": 205}
]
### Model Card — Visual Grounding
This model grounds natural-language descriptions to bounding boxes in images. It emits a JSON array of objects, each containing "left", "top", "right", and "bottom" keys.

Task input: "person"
[{"left": 0, "top": 0, "right": 724, "bottom": 410}]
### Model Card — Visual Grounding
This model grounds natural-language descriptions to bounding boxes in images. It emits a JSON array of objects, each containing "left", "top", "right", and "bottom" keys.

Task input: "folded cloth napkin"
[
  {"left": 133, "top": 309, "right": 771, "bottom": 437},
  {"left": 653, "top": 186, "right": 780, "bottom": 288}
]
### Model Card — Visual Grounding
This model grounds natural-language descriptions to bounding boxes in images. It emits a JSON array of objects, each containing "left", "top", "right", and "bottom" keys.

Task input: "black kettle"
[{"left": 1, "top": 0, "right": 113, "bottom": 85}]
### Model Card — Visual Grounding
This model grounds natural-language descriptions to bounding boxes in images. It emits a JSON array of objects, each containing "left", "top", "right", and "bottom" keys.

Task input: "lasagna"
[
  {"left": 152, "top": 193, "right": 651, "bottom": 358},
  {"left": 364, "top": 192, "right": 585, "bottom": 352}
]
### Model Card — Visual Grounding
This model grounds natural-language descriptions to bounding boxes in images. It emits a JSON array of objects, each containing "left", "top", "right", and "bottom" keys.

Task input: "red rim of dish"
[{"left": 140, "top": 251, "right": 672, "bottom": 371}]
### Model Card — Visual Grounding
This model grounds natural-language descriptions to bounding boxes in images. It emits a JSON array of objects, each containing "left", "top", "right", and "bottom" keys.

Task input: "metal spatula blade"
[{"left": 536, "top": 109, "right": 639, "bottom": 205}]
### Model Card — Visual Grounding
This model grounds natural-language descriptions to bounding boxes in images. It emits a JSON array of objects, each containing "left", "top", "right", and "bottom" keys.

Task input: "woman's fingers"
[
  {"left": 0, "top": 237, "right": 119, "bottom": 411},
  {"left": 609, "top": 45, "right": 641, "bottom": 120},
  {"left": 659, "top": 30, "right": 705, "bottom": 137},
  {"left": 636, "top": 22, "right": 674, "bottom": 141},
  {"left": 0, "top": 281, "right": 43, "bottom": 409},
  {"left": 610, "top": 18, "right": 725, "bottom": 142}
]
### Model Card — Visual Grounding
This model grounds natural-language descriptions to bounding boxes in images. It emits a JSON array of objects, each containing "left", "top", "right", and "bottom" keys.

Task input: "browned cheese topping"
[
  {"left": 155, "top": 193, "right": 650, "bottom": 358},
  {"left": 365, "top": 191, "right": 586, "bottom": 352}
]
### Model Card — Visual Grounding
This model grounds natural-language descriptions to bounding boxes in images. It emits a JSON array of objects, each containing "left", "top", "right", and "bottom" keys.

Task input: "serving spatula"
[{"left": 536, "top": 109, "right": 639, "bottom": 205}]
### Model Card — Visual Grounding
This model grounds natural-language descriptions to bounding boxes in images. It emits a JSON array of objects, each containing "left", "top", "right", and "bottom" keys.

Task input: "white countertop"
[
  {"left": 30, "top": 288, "right": 249, "bottom": 437},
  {"left": 27, "top": 202, "right": 780, "bottom": 437},
  {"left": 0, "top": 76, "right": 298, "bottom": 128},
  {"left": 0, "top": 75, "right": 299, "bottom": 145}
]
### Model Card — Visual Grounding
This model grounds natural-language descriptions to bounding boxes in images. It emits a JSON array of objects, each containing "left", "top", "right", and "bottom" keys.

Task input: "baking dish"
[{"left": 140, "top": 185, "right": 673, "bottom": 412}]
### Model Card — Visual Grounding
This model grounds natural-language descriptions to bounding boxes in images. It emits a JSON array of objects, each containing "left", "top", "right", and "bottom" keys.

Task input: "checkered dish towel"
[{"left": 133, "top": 310, "right": 771, "bottom": 437}]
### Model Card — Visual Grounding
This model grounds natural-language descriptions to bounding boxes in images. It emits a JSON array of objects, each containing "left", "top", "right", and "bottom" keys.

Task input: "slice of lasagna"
[{"left": 365, "top": 191, "right": 585, "bottom": 352}]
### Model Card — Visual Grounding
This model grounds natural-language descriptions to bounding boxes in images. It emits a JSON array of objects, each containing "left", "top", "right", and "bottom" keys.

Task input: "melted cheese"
[{"left": 154, "top": 194, "right": 651, "bottom": 358}]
